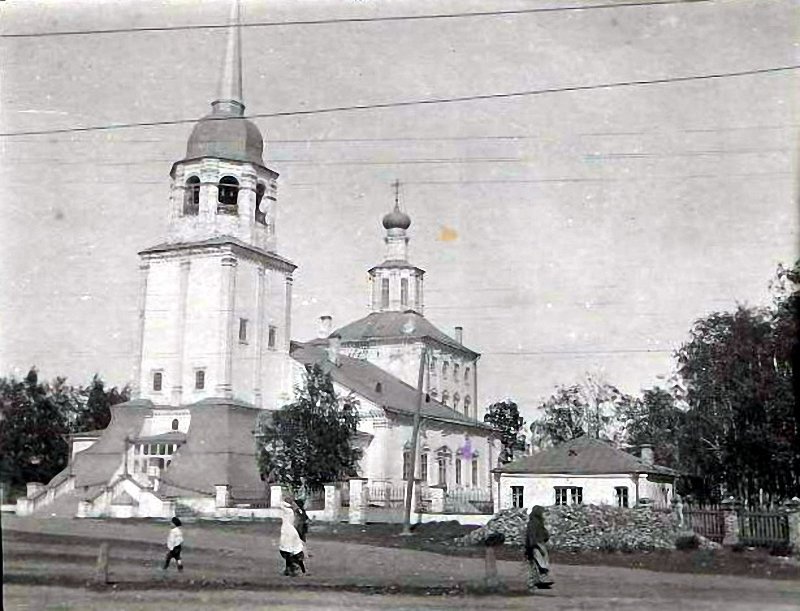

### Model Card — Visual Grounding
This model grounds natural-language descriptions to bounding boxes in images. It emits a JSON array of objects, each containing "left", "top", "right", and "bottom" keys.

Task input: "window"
[
  {"left": 471, "top": 458, "right": 478, "bottom": 486},
  {"left": 441, "top": 391, "right": 449, "bottom": 406},
  {"left": 455, "top": 458, "right": 462, "bottom": 485},
  {"left": 217, "top": 175, "right": 239, "bottom": 213},
  {"left": 615, "top": 486, "right": 629, "bottom": 508},
  {"left": 420, "top": 452, "right": 428, "bottom": 482},
  {"left": 268, "top": 325, "right": 277, "bottom": 350},
  {"left": 152, "top": 372, "right": 163, "bottom": 392},
  {"left": 171, "top": 419, "right": 179, "bottom": 431},
  {"left": 436, "top": 448, "right": 451, "bottom": 486},
  {"left": 465, "top": 367, "right": 470, "bottom": 382},
  {"left": 464, "top": 396, "right": 471, "bottom": 418},
  {"left": 512, "top": 486, "right": 524, "bottom": 508},
  {"left": 442, "top": 361, "right": 449, "bottom": 379},
  {"left": 555, "top": 486, "right": 583, "bottom": 506},
  {"left": 239, "top": 318, "right": 248, "bottom": 342},
  {"left": 381, "top": 278, "right": 390, "bottom": 308},
  {"left": 184, "top": 176, "right": 200, "bottom": 215},
  {"left": 453, "top": 363, "right": 460, "bottom": 379},
  {"left": 255, "top": 183, "right": 266, "bottom": 224},
  {"left": 402, "top": 448, "right": 411, "bottom": 480},
  {"left": 400, "top": 278, "right": 408, "bottom": 307},
  {"left": 191, "top": 368, "right": 204, "bottom": 390},
  {"left": 429, "top": 356, "right": 438, "bottom": 378},
  {"left": 143, "top": 444, "right": 150, "bottom": 456},
  {"left": 453, "top": 393, "right": 460, "bottom": 412}
]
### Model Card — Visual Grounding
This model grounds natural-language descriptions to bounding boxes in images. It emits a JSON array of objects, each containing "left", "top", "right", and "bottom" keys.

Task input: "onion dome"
[
  {"left": 382, "top": 204, "right": 411, "bottom": 231},
  {"left": 185, "top": 106, "right": 265, "bottom": 166}
]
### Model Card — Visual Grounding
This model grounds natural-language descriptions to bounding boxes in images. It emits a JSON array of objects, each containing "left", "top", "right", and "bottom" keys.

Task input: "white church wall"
[{"left": 231, "top": 257, "right": 258, "bottom": 404}]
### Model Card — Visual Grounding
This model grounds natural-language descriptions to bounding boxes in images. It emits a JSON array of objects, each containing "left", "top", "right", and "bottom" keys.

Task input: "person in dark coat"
[
  {"left": 293, "top": 498, "right": 310, "bottom": 574},
  {"left": 524, "top": 506, "right": 553, "bottom": 592}
]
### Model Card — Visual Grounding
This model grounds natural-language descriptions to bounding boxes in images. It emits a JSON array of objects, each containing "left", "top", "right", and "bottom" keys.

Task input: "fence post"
[
  {"left": 672, "top": 494, "right": 685, "bottom": 529},
  {"left": 783, "top": 497, "right": 800, "bottom": 555},
  {"left": 214, "top": 484, "right": 230, "bottom": 509},
  {"left": 323, "top": 483, "right": 341, "bottom": 522},
  {"left": 94, "top": 542, "right": 110, "bottom": 584},
  {"left": 721, "top": 496, "right": 741, "bottom": 547},
  {"left": 270, "top": 484, "right": 283, "bottom": 509},
  {"left": 348, "top": 477, "right": 368, "bottom": 525}
]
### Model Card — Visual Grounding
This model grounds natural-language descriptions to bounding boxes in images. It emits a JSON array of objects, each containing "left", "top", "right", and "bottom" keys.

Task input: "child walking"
[{"left": 163, "top": 516, "right": 184, "bottom": 572}]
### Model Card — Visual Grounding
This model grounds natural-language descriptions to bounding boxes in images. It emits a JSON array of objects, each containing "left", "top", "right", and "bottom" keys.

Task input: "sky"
[{"left": 1, "top": 0, "right": 798, "bottom": 422}]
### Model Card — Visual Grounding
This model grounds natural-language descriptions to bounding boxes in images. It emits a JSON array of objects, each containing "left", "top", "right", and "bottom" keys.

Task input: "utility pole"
[{"left": 402, "top": 346, "right": 427, "bottom": 535}]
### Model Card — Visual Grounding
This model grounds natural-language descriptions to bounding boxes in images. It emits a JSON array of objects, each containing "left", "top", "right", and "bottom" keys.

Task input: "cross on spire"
[{"left": 392, "top": 179, "right": 401, "bottom": 209}]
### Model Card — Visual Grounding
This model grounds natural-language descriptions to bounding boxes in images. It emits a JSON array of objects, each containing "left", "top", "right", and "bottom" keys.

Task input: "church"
[{"left": 18, "top": 3, "right": 498, "bottom": 519}]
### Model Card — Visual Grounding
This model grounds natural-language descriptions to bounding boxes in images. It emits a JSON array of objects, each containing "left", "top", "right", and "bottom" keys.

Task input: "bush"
[
  {"left": 454, "top": 505, "right": 682, "bottom": 552},
  {"left": 675, "top": 533, "right": 700, "bottom": 550}
]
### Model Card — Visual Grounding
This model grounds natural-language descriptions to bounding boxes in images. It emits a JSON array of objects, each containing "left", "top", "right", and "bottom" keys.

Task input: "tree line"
[
  {"left": 0, "top": 369, "right": 129, "bottom": 495},
  {"left": 487, "top": 261, "right": 799, "bottom": 506}
]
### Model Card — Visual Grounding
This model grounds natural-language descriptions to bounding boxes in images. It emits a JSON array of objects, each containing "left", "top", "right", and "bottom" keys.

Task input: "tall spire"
[{"left": 212, "top": 0, "right": 244, "bottom": 116}]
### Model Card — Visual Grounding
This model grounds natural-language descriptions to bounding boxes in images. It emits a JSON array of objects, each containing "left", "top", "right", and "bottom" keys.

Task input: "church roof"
[
  {"left": 493, "top": 436, "right": 677, "bottom": 477},
  {"left": 290, "top": 341, "right": 491, "bottom": 431},
  {"left": 182, "top": 111, "right": 265, "bottom": 167},
  {"left": 139, "top": 237, "right": 297, "bottom": 272},
  {"left": 331, "top": 311, "right": 478, "bottom": 358},
  {"left": 368, "top": 259, "right": 425, "bottom": 273}
]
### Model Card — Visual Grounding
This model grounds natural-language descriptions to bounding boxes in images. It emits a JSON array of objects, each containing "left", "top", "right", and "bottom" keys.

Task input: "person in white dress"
[{"left": 279, "top": 496, "right": 304, "bottom": 576}]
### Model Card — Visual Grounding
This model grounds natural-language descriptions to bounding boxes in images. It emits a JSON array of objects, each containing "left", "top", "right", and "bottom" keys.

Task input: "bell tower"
[
  {"left": 368, "top": 181, "right": 425, "bottom": 313},
  {"left": 134, "top": 0, "right": 296, "bottom": 409}
]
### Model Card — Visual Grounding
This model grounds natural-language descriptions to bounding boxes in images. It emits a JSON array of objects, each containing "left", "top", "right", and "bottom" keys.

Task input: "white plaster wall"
[
  {"left": 139, "top": 409, "right": 191, "bottom": 437},
  {"left": 498, "top": 472, "right": 640, "bottom": 510},
  {"left": 640, "top": 476, "right": 674, "bottom": 508},
  {"left": 71, "top": 439, "right": 98, "bottom": 460},
  {"left": 140, "top": 259, "right": 181, "bottom": 402},
  {"left": 231, "top": 258, "right": 258, "bottom": 403}
]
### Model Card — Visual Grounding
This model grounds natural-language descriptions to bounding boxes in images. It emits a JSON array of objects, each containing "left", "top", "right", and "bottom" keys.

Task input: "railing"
[
  {"left": 682, "top": 504, "right": 725, "bottom": 543},
  {"left": 367, "top": 483, "right": 405, "bottom": 508},
  {"left": 303, "top": 487, "right": 325, "bottom": 511},
  {"left": 739, "top": 511, "right": 789, "bottom": 547},
  {"left": 444, "top": 488, "right": 493, "bottom": 514}
]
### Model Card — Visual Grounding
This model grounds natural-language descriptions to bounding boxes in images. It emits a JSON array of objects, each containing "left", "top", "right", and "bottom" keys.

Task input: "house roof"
[
  {"left": 290, "top": 341, "right": 492, "bottom": 431},
  {"left": 134, "top": 431, "right": 187, "bottom": 444},
  {"left": 330, "top": 311, "right": 478, "bottom": 358},
  {"left": 494, "top": 436, "right": 678, "bottom": 477}
]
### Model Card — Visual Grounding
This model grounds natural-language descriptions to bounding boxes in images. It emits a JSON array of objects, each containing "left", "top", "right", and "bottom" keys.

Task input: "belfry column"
[
  {"left": 216, "top": 256, "right": 238, "bottom": 397},
  {"left": 133, "top": 262, "right": 150, "bottom": 398},
  {"left": 253, "top": 267, "right": 266, "bottom": 407}
]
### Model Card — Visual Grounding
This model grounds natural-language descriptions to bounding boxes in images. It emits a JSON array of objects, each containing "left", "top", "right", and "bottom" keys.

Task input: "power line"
[
  {"left": 2, "top": 63, "right": 797, "bottom": 139},
  {"left": 0, "top": 0, "right": 712, "bottom": 39}
]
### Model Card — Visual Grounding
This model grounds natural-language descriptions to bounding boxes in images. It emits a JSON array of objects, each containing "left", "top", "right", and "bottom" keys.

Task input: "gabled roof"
[
  {"left": 290, "top": 341, "right": 491, "bottom": 431},
  {"left": 331, "top": 311, "right": 478, "bottom": 358},
  {"left": 494, "top": 436, "right": 677, "bottom": 477}
]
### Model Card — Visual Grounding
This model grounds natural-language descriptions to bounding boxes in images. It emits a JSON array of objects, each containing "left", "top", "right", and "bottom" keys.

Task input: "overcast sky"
[{"left": 1, "top": 0, "right": 797, "bottom": 422}]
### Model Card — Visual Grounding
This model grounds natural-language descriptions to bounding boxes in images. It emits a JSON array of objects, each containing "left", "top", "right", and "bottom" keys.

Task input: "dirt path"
[{"left": 4, "top": 516, "right": 800, "bottom": 610}]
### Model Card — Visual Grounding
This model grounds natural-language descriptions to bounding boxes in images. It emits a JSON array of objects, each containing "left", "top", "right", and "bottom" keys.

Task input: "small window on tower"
[
  {"left": 217, "top": 175, "right": 239, "bottom": 214},
  {"left": 184, "top": 176, "right": 200, "bottom": 215},
  {"left": 255, "top": 183, "right": 266, "bottom": 225},
  {"left": 152, "top": 372, "right": 163, "bottom": 392},
  {"left": 400, "top": 278, "right": 408, "bottom": 307},
  {"left": 239, "top": 318, "right": 248, "bottom": 343},
  {"left": 381, "top": 278, "right": 390, "bottom": 308},
  {"left": 268, "top": 325, "right": 277, "bottom": 350},
  {"left": 171, "top": 419, "right": 179, "bottom": 431},
  {"left": 195, "top": 369, "right": 205, "bottom": 390}
]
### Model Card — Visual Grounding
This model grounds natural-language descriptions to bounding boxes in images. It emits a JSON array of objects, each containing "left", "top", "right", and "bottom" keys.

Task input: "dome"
[
  {"left": 382, "top": 206, "right": 411, "bottom": 230},
  {"left": 185, "top": 104, "right": 264, "bottom": 166}
]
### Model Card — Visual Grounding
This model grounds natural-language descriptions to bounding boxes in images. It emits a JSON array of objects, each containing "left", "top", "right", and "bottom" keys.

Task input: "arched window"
[
  {"left": 455, "top": 458, "right": 462, "bottom": 485},
  {"left": 402, "top": 445, "right": 412, "bottom": 480},
  {"left": 453, "top": 363, "right": 460, "bottom": 379},
  {"left": 184, "top": 176, "right": 200, "bottom": 215},
  {"left": 420, "top": 449, "right": 429, "bottom": 482},
  {"left": 464, "top": 366, "right": 471, "bottom": 382},
  {"left": 400, "top": 278, "right": 409, "bottom": 307},
  {"left": 255, "top": 183, "right": 266, "bottom": 225},
  {"left": 171, "top": 419, "right": 179, "bottom": 431},
  {"left": 381, "top": 278, "right": 390, "bottom": 308},
  {"left": 464, "top": 396, "right": 471, "bottom": 418},
  {"left": 442, "top": 361, "right": 449, "bottom": 379},
  {"left": 441, "top": 391, "right": 449, "bottom": 406},
  {"left": 453, "top": 393, "right": 460, "bottom": 412},
  {"left": 217, "top": 175, "right": 239, "bottom": 214},
  {"left": 471, "top": 456, "right": 479, "bottom": 486}
]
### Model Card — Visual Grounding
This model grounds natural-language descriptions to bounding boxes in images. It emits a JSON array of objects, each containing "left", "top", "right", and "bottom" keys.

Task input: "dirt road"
[{"left": 4, "top": 516, "right": 800, "bottom": 610}]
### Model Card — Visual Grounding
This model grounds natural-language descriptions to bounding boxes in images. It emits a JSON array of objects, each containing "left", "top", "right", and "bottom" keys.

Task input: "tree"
[
  {"left": 616, "top": 386, "right": 684, "bottom": 469},
  {"left": 530, "top": 374, "right": 634, "bottom": 449},
  {"left": 483, "top": 400, "right": 525, "bottom": 464},
  {"left": 0, "top": 368, "right": 70, "bottom": 491},
  {"left": 73, "top": 374, "right": 129, "bottom": 432},
  {"left": 255, "top": 364, "right": 362, "bottom": 491}
]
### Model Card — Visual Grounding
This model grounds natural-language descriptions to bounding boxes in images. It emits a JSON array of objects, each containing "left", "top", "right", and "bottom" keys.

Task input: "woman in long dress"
[
  {"left": 524, "top": 505, "right": 554, "bottom": 592},
  {"left": 279, "top": 496, "right": 304, "bottom": 576}
]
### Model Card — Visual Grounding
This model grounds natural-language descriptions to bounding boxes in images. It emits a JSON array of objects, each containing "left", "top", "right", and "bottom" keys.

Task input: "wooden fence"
[
  {"left": 682, "top": 504, "right": 726, "bottom": 542},
  {"left": 682, "top": 503, "right": 791, "bottom": 547}
]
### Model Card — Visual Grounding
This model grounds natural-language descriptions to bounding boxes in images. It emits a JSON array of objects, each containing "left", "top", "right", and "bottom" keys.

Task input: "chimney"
[
  {"left": 318, "top": 315, "right": 332, "bottom": 339},
  {"left": 454, "top": 326, "right": 463, "bottom": 344},
  {"left": 640, "top": 444, "right": 654, "bottom": 465},
  {"left": 327, "top": 334, "right": 341, "bottom": 366}
]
